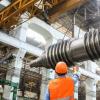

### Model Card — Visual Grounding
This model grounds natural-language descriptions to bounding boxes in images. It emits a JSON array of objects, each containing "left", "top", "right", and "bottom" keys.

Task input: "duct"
[{"left": 30, "top": 30, "right": 100, "bottom": 69}]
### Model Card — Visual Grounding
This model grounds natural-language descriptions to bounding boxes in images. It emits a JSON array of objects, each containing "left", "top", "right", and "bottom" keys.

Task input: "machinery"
[{"left": 30, "top": 29, "right": 100, "bottom": 69}]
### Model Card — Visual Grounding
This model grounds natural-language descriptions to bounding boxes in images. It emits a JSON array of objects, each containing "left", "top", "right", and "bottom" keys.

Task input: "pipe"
[{"left": 30, "top": 30, "right": 100, "bottom": 69}]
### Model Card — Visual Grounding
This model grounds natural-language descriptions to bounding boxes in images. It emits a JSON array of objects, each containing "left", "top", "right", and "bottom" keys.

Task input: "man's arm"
[
  {"left": 72, "top": 73, "right": 80, "bottom": 84},
  {"left": 45, "top": 88, "right": 50, "bottom": 100},
  {"left": 72, "top": 66, "right": 81, "bottom": 84}
]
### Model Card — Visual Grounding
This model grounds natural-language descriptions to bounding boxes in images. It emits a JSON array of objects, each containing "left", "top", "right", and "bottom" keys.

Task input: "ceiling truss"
[{"left": 0, "top": 0, "right": 87, "bottom": 31}]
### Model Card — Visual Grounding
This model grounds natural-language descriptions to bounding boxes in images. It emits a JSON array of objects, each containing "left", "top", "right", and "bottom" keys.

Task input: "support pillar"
[
  {"left": 40, "top": 68, "right": 49, "bottom": 100},
  {"left": 74, "top": 82, "right": 78, "bottom": 100},
  {"left": 85, "top": 61, "right": 97, "bottom": 100},
  {"left": 3, "top": 49, "right": 26, "bottom": 100},
  {"left": 85, "top": 78, "right": 96, "bottom": 100},
  {"left": 3, "top": 22, "right": 28, "bottom": 100}
]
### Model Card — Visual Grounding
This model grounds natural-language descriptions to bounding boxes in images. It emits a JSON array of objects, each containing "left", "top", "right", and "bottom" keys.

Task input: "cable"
[{"left": 61, "top": 5, "right": 82, "bottom": 40}]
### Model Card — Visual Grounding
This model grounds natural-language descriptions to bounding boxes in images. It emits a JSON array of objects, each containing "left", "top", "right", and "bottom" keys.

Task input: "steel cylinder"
[{"left": 30, "top": 30, "right": 100, "bottom": 69}]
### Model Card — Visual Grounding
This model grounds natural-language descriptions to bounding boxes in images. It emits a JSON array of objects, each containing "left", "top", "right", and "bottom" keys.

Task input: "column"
[
  {"left": 85, "top": 61, "right": 97, "bottom": 100},
  {"left": 3, "top": 49, "right": 26, "bottom": 100},
  {"left": 85, "top": 78, "right": 96, "bottom": 100},
  {"left": 40, "top": 68, "right": 49, "bottom": 100},
  {"left": 3, "top": 22, "right": 28, "bottom": 100},
  {"left": 74, "top": 82, "right": 78, "bottom": 100}
]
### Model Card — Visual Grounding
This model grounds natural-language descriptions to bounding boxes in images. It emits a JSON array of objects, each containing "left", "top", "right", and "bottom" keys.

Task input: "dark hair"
[{"left": 57, "top": 73, "right": 66, "bottom": 76}]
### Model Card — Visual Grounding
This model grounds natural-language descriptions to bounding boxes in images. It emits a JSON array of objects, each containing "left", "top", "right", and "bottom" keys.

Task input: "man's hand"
[
  {"left": 73, "top": 66, "right": 79, "bottom": 74},
  {"left": 72, "top": 66, "right": 81, "bottom": 78}
]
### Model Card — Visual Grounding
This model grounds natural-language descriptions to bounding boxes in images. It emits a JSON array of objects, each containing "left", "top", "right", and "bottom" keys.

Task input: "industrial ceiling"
[
  {"left": 0, "top": 0, "right": 87, "bottom": 32},
  {"left": 0, "top": 0, "right": 99, "bottom": 38}
]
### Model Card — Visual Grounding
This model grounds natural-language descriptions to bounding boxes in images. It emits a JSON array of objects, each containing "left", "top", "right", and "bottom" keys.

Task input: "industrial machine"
[{"left": 30, "top": 29, "right": 100, "bottom": 69}]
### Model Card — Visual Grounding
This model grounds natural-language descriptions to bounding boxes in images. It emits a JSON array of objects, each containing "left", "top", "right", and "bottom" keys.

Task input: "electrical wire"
[{"left": 61, "top": 5, "right": 82, "bottom": 40}]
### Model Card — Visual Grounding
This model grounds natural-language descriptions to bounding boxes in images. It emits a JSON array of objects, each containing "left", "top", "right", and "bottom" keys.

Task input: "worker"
[{"left": 45, "top": 61, "right": 80, "bottom": 100}]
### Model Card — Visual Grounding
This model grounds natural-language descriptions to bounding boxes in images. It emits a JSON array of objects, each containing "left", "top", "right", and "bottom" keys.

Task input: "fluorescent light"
[{"left": 0, "top": 0, "right": 10, "bottom": 7}]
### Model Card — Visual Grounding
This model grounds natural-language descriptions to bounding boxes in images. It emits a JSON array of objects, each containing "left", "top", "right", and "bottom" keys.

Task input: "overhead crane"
[
  {"left": 0, "top": 0, "right": 40, "bottom": 30},
  {"left": 0, "top": 0, "right": 87, "bottom": 31}
]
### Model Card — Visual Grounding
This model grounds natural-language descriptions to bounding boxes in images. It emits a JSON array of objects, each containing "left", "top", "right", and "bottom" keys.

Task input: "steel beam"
[
  {"left": 0, "top": 31, "right": 43, "bottom": 56},
  {"left": 0, "top": 0, "right": 87, "bottom": 30},
  {"left": 79, "top": 68, "right": 100, "bottom": 81},
  {"left": 47, "top": 0, "right": 87, "bottom": 20},
  {"left": 0, "top": 0, "right": 39, "bottom": 30}
]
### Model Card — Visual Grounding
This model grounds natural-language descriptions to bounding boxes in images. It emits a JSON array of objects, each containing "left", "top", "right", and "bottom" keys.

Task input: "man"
[{"left": 45, "top": 61, "right": 80, "bottom": 100}]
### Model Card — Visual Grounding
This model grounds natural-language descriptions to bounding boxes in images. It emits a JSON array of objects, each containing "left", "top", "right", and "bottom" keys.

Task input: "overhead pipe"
[{"left": 30, "top": 30, "right": 100, "bottom": 69}]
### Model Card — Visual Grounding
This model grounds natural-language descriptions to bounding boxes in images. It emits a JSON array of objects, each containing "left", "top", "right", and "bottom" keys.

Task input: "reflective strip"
[{"left": 55, "top": 96, "right": 73, "bottom": 100}]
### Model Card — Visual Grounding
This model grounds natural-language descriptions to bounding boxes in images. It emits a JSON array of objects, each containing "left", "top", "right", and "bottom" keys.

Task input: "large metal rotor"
[{"left": 30, "top": 30, "right": 100, "bottom": 69}]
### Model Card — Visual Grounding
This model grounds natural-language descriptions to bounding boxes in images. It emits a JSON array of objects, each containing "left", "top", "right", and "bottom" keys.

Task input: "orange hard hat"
[{"left": 55, "top": 61, "right": 68, "bottom": 74}]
